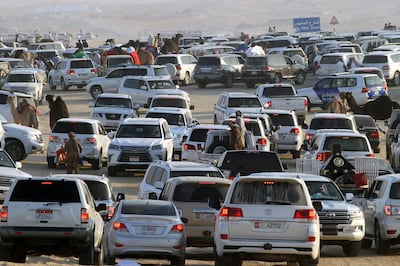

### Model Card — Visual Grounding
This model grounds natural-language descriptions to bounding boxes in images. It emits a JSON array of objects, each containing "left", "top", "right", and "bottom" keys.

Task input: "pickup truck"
[
  {"left": 255, "top": 83, "right": 308, "bottom": 124},
  {"left": 97, "top": 54, "right": 134, "bottom": 76}
]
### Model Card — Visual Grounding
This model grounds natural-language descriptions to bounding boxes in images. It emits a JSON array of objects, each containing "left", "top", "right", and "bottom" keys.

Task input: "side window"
[
  {"left": 159, "top": 182, "right": 172, "bottom": 200},
  {"left": 315, "top": 78, "right": 332, "bottom": 89},
  {"left": 347, "top": 78, "right": 357, "bottom": 87},
  {"left": 152, "top": 167, "right": 164, "bottom": 184},
  {"left": 98, "top": 123, "right": 106, "bottom": 135},
  {"left": 145, "top": 166, "right": 156, "bottom": 185},
  {"left": 108, "top": 69, "right": 122, "bottom": 78},
  {"left": 368, "top": 180, "right": 383, "bottom": 198},
  {"left": 82, "top": 183, "right": 95, "bottom": 208}
]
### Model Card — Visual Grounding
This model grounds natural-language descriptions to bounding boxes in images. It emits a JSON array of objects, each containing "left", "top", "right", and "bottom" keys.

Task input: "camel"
[
  {"left": 326, "top": 95, "right": 347, "bottom": 114},
  {"left": 122, "top": 40, "right": 155, "bottom": 65},
  {"left": 159, "top": 33, "right": 182, "bottom": 54},
  {"left": 7, "top": 96, "right": 38, "bottom": 129},
  {"left": 341, "top": 92, "right": 399, "bottom": 120},
  {"left": 46, "top": 94, "right": 69, "bottom": 129}
]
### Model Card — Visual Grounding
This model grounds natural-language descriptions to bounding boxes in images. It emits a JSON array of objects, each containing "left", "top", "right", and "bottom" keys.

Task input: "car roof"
[
  {"left": 8, "top": 69, "right": 40, "bottom": 74},
  {"left": 152, "top": 94, "right": 187, "bottom": 99},
  {"left": 51, "top": 174, "right": 110, "bottom": 183},
  {"left": 257, "top": 83, "right": 295, "bottom": 88},
  {"left": 56, "top": 118, "right": 100, "bottom": 124},
  {"left": 165, "top": 176, "right": 232, "bottom": 184},
  {"left": 122, "top": 75, "right": 172, "bottom": 81},
  {"left": 122, "top": 117, "right": 165, "bottom": 125},
  {"left": 96, "top": 93, "right": 131, "bottom": 99},
  {"left": 147, "top": 107, "right": 189, "bottom": 115},
  {"left": 314, "top": 130, "right": 367, "bottom": 138},
  {"left": 189, "top": 124, "right": 230, "bottom": 130},
  {"left": 311, "top": 113, "right": 354, "bottom": 119},
  {"left": 222, "top": 91, "right": 258, "bottom": 98},
  {"left": 121, "top": 199, "right": 175, "bottom": 207},
  {"left": 251, "top": 172, "right": 331, "bottom": 182},
  {"left": 150, "top": 160, "right": 220, "bottom": 171}
]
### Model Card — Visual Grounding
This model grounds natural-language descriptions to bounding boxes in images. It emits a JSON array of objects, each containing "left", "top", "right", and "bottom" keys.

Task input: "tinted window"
[
  {"left": 70, "top": 60, "right": 94, "bottom": 68},
  {"left": 365, "top": 76, "right": 384, "bottom": 86},
  {"left": 261, "top": 86, "right": 294, "bottom": 97},
  {"left": 123, "top": 68, "right": 147, "bottom": 76},
  {"left": 154, "top": 67, "right": 170, "bottom": 76},
  {"left": 228, "top": 97, "right": 262, "bottom": 108},
  {"left": 146, "top": 112, "right": 185, "bottom": 126},
  {"left": 172, "top": 183, "right": 229, "bottom": 202},
  {"left": 245, "top": 121, "right": 261, "bottom": 136},
  {"left": 116, "top": 124, "right": 161, "bottom": 138},
  {"left": 95, "top": 97, "right": 131, "bottom": 108},
  {"left": 245, "top": 57, "right": 267, "bottom": 66},
  {"left": 354, "top": 116, "right": 376, "bottom": 127},
  {"left": 310, "top": 118, "right": 353, "bottom": 130},
  {"left": 390, "top": 182, "right": 400, "bottom": 199},
  {"left": 268, "top": 113, "right": 295, "bottom": 126},
  {"left": 151, "top": 98, "right": 186, "bottom": 108},
  {"left": 10, "top": 180, "right": 80, "bottom": 202},
  {"left": 320, "top": 55, "right": 341, "bottom": 64},
  {"left": 53, "top": 122, "right": 94, "bottom": 134},
  {"left": 197, "top": 57, "right": 220, "bottom": 66},
  {"left": 7, "top": 74, "right": 35, "bottom": 82},
  {"left": 109, "top": 57, "right": 133, "bottom": 67},
  {"left": 83, "top": 180, "right": 112, "bottom": 201},
  {"left": 231, "top": 180, "right": 306, "bottom": 205},
  {"left": 155, "top": 57, "right": 178, "bottom": 64},
  {"left": 323, "top": 136, "right": 369, "bottom": 151},
  {"left": 305, "top": 181, "right": 344, "bottom": 200},
  {"left": 171, "top": 170, "right": 223, "bottom": 178},
  {"left": 363, "top": 55, "right": 388, "bottom": 64},
  {"left": 218, "top": 151, "right": 284, "bottom": 173},
  {"left": 121, "top": 202, "right": 176, "bottom": 216},
  {"left": 189, "top": 128, "right": 210, "bottom": 142}
]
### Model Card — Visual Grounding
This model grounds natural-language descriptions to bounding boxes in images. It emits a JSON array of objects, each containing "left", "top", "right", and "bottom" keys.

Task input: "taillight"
[
  {"left": 361, "top": 87, "right": 371, "bottom": 93},
  {"left": 369, "top": 130, "right": 380, "bottom": 138},
  {"left": 290, "top": 127, "right": 300, "bottom": 134},
  {"left": 316, "top": 151, "right": 332, "bottom": 162},
  {"left": 66, "top": 69, "right": 75, "bottom": 75},
  {"left": 175, "top": 64, "right": 182, "bottom": 70},
  {"left": 382, "top": 65, "right": 390, "bottom": 70},
  {"left": 304, "top": 98, "right": 308, "bottom": 107},
  {"left": 183, "top": 144, "right": 196, "bottom": 151},
  {"left": 113, "top": 222, "right": 128, "bottom": 231},
  {"left": 85, "top": 137, "right": 96, "bottom": 144},
  {"left": 256, "top": 138, "right": 268, "bottom": 146},
  {"left": 219, "top": 207, "right": 243, "bottom": 217},
  {"left": 266, "top": 100, "right": 272, "bottom": 108},
  {"left": 366, "top": 153, "right": 376, "bottom": 157},
  {"left": 170, "top": 224, "right": 184, "bottom": 233},
  {"left": 384, "top": 204, "right": 400, "bottom": 216},
  {"left": 1, "top": 206, "right": 8, "bottom": 222},
  {"left": 264, "top": 66, "right": 271, "bottom": 71},
  {"left": 294, "top": 209, "right": 317, "bottom": 221},
  {"left": 90, "top": 68, "right": 97, "bottom": 73},
  {"left": 49, "top": 135, "right": 60, "bottom": 142},
  {"left": 107, "top": 206, "right": 115, "bottom": 220},
  {"left": 81, "top": 208, "right": 89, "bottom": 224}
]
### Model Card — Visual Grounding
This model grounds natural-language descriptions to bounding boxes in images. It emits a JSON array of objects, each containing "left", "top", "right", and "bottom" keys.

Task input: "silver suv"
[{"left": 212, "top": 173, "right": 320, "bottom": 265}]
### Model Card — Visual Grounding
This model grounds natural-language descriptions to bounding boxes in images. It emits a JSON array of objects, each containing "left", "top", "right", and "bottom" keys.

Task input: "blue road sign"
[{"left": 293, "top": 17, "right": 321, "bottom": 33}]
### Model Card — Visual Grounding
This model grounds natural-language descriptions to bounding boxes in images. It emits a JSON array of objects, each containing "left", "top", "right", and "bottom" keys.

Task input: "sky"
[{"left": 1, "top": 0, "right": 399, "bottom": 45}]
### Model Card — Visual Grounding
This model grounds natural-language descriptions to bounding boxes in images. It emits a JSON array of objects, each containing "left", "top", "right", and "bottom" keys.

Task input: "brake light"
[
  {"left": 175, "top": 64, "right": 182, "bottom": 70},
  {"left": 265, "top": 100, "right": 272, "bottom": 108},
  {"left": 85, "top": 137, "right": 96, "bottom": 144},
  {"left": 49, "top": 135, "right": 60, "bottom": 142},
  {"left": 1, "top": 206, "right": 8, "bottom": 222},
  {"left": 370, "top": 130, "right": 380, "bottom": 138},
  {"left": 183, "top": 144, "right": 196, "bottom": 151},
  {"left": 294, "top": 209, "right": 317, "bottom": 221},
  {"left": 90, "top": 68, "right": 97, "bottom": 73},
  {"left": 171, "top": 224, "right": 184, "bottom": 232},
  {"left": 219, "top": 207, "right": 243, "bottom": 217},
  {"left": 366, "top": 153, "right": 376, "bottom": 157},
  {"left": 361, "top": 87, "right": 371, "bottom": 93},
  {"left": 264, "top": 66, "right": 271, "bottom": 71},
  {"left": 316, "top": 151, "right": 332, "bottom": 162},
  {"left": 304, "top": 98, "right": 308, "bottom": 107},
  {"left": 107, "top": 206, "right": 115, "bottom": 220},
  {"left": 66, "top": 69, "right": 75, "bottom": 75},
  {"left": 81, "top": 208, "right": 89, "bottom": 224},
  {"left": 256, "top": 138, "right": 268, "bottom": 146},
  {"left": 290, "top": 127, "right": 300, "bottom": 134},
  {"left": 382, "top": 65, "right": 390, "bottom": 70},
  {"left": 113, "top": 222, "right": 128, "bottom": 231}
]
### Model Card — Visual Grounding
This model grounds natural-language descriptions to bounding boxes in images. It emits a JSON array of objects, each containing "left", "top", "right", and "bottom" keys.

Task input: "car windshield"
[
  {"left": 116, "top": 124, "right": 161, "bottom": 138},
  {"left": 7, "top": 74, "right": 35, "bottom": 82},
  {"left": 228, "top": 97, "right": 262, "bottom": 108},
  {"left": 0, "top": 151, "right": 15, "bottom": 168},
  {"left": 146, "top": 112, "right": 185, "bottom": 126},
  {"left": 8, "top": 61, "right": 31, "bottom": 69},
  {"left": 151, "top": 98, "right": 186, "bottom": 108},
  {"left": 83, "top": 180, "right": 112, "bottom": 201},
  {"left": 305, "top": 181, "right": 344, "bottom": 200},
  {"left": 95, "top": 97, "right": 131, "bottom": 108},
  {"left": 230, "top": 180, "right": 307, "bottom": 205},
  {"left": 171, "top": 170, "right": 223, "bottom": 178},
  {"left": 121, "top": 202, "right": 176, "bottom": 216}
]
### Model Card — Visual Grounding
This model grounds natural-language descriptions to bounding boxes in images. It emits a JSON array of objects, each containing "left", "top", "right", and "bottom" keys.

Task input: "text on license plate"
[
  {"left": 195, "top": 213, "right": 214, "bottom": 219},
  {"left": 254, "top": 221, "right": 282, "bottom": 229},
  {"left": 142, "top": 226, "right": 156, "bottom": 234},
  {"left": 129, "top": 156, "right": 139, "bottom": 162},
  {"left": 36, "top": 209, "right": 53, "bottom": 220}
]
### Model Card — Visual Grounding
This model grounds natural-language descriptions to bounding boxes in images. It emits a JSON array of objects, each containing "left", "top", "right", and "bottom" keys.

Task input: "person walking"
[
  {"left": 61, "top": 132, "right": 83, "bottom": 174},
  {"left": 235, "top": 110, "right": 247, "bottom": 147}
]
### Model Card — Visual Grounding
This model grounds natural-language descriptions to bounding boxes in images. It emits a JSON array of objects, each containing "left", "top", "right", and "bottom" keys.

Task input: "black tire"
[
  {"left": 295, "top": 70, "right": 306, "bottom": 85},
  {"left": 298, "top": 256, "right": 319, "bottom": 266},
  {"left": 5, "top": 139, "right": 26, "bottom": 161},
  {"left": 361, "top": 238, "right": 373, "bottom": 249},
  {"left": 197, "top": 81, "right": 206, "bottom": 89},
  {"left": 49, "top": 77, "right": 56, "bottom": 90},
  {"left": 9, "top": 246, "right": 26, "bottom": 263},
  {"left": 90, "top": 86, "right": 103, "bottom": 99},
  {"left": 245, "top": 81, "right": 255, "bottom": 88},
  {"left": 224, "top": 74, "right": 233, "bottom": 88},
  {"left": 47, "top": 156, "right": 56, "bottom": 168},
  {"left": 375, "top": 223, "right": 390, "bottom": 254},
  {"left": 291, "top": 149, "right": 301, "bottom": 159},
  {"left": 182, "top": 72, "right": 190, "bottom": 86},
  {"left": 103, "top": 237, "right": 115, "bottom": 265},
  {"left": 170, "top": 256, "right": 185, "bottom": 266},
  {"left": 108, "top": 166, "right": 117, "bottom": 176},
  {"left": 94, "top": 239, "right": 104, "bottom": 266},
  {"left": 342, "top": 241, "right": 361, "bottom": 256},
  {"left": 392, "top": 71, "right": 400, "bottom": 86},
  {"left": 214, "top": 253, "right": 231, "bottom": 266},
  {"left": 0, "top": 244, "right": 12, "bottom": 261},
  {"left": 79, "top": 233, "right": 95, "bottom": 265},
  {"left": 91, "top": 151, "right": 102, "bottom": 170},
  {"left": 61, "top": 78, "right": 69, "bottom": 91}
]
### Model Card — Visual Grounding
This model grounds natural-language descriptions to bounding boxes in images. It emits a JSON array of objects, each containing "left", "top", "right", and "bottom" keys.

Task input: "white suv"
[
  {"left": 107, "top": 118, "right": 174, "bottom": 176},
  {"left": 212, "top": 173, "right": 320, "bottom": 266},
  {"left": 154, "top": 53, "right": 198, "bottom": 85},
  {"left": 361, "top": 51, "right": 400, "bottom": 86}
]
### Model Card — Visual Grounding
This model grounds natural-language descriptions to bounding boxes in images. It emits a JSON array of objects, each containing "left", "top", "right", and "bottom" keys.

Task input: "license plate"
[
  {"left": 129, "top": 156, "right": 139, "bottom": 162},
  {"left": 142, "top": 226, "right": 156, "bottom": 234},
  {"left": 79, "top": 73, "right": 88, "bottom": 76},
  {"left": 252, "top": 71, "right": 257, "bottom": 75},
  {"left": 254, "top": 221, "right": 282, "bottom": 229},
  {"left": 195, "top": 213, "right": 214, "bottom": 220},
  {"left": 36, "top": 209, "right": 53, "bottom": 220}
]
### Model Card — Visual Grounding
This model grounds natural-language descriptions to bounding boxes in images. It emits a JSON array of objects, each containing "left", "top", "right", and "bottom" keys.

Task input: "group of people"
[{"left": 336, "top": 56, "right": 360, "bottom": 73}]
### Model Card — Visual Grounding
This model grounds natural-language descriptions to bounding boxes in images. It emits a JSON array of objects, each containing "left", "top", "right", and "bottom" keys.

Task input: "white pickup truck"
[{"left": 255, "top": 83, "right": 308, "bottom": 124}]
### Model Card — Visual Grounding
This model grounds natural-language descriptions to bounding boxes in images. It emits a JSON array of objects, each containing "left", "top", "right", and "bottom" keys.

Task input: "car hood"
[
  {"left": 0, "top": 167, "right": 32, "bottom": 178},
  {"left": 316, "top": 200, "right": 361, "bottom": 212},
  {"left": 154, "top": 89, "right": 189, "bottom": 98},
  {"left": 3, "top": 123, "right": 42, "bottom": 135},
  {"left": 170, "top": 126, "right": 186, "bottom": 135},
  {"left": 111, "top": 138, "right": 163, "bottom": 146},
  {"left": 296, "top": 87, "right": 313, "bottom": 96},
  {"left": 91, "top": 106, "right": 134, "bottom": 115}
]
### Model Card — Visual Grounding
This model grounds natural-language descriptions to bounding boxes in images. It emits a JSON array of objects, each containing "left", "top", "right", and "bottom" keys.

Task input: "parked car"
[
  {"left": 147, "top": 94, "right": 194, "bottom": 110},
  {"left": 46, "top": 118, "right": 110, "bottom": 169},
  {"left": 315, "top": 52, "right": 364, "bottom": 78},
  {"left": 155, "top": 53, "right": 198, "bottom": 85},
  {"left": 48, "top": 58, "right": 98, "bottom": 90},
  {"left": 361, "top": 51, "right": 400, "bottom": 86},
  {"left": 103, "top": 199, "right": 187, "bottom": 265}
]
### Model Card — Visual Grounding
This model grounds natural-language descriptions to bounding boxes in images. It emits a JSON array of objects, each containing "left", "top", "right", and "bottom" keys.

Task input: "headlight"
[
  {"left": 152, "top": 144, "right": 162, "bottom": 150},
  {"left": 349, "top": 209, "right": 364, "bottom": 219},
  {"left": 109, "top": 143, "right": 120, "bottom": 150}
]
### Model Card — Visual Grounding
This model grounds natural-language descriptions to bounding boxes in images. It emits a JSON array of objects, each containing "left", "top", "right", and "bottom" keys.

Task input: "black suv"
[
  {"left": 242, "top": 54, "right": 307, "bottom": 88},
  {"left": 193, "top": 54, "right": 245, "bottom": 88}
]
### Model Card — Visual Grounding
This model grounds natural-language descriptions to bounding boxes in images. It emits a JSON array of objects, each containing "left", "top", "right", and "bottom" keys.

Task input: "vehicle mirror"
[
  {"left": 345, "top": 193, "right": 354, "bottom": 201},
  {"left": 302, "top": 123, "right": 308, "bottom": 129},
  {"left": 384, "top": 120, "right": 389, "bottom": 126},
  {"left": 301, "top": 143, "right": 308, "bottom": 151},
  {"left": 282, "top": 163, "right": 288, "bottom": 170},
  {"left": 190, "top": 104, "right": 195, "bottom": 110},
  {"left": 175, "top": 84, "right": 180, "bottom": 89},
  {"left": 180, "top": 217, "right": 189, "bottom": 224},
  {"left": 116, "top": 193, "right": 125, "bottom": 201},
  {"left": 312, "top": 201, "right": 323, "bottom": 211},
  {"left": 107, "top": 131, "right": 114, "bottom": 138},
  {"left": 15, "top": 161, "right": 22, "bottom": 169},
  {"left": 88, "top": 101, "right": 94, "bottom": 107},
  {"left": 154, "top": 181, "right": 164, "bottom": 189},
  {"left": 208, "top": 197, "right": 221, "bottom": 210},
  {"left": 148, "top": 192, "right": 158, "bottom": 200}
]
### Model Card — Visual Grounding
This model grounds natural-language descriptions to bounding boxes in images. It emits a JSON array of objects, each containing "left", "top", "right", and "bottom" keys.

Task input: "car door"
[
  {"left": 162, "top": 121, "right": 174, "bottom": 156},
  {"left": 102, "top": 68, "right": 125, "bottom": 90},
  {"left": 363, "top": 180, "right": 383, "bottom": 236},
  {"left": 51, "top": 60, "right": 67, "bottom": 85},
  {"left": 97, "top": 122, "right": 109, "bottom": 158},
  {"left": 312, "top": 78, "right": 339, "bottom": 105},
  {"left": 214, "top": 95, "right": 227, "bottom": 124}
]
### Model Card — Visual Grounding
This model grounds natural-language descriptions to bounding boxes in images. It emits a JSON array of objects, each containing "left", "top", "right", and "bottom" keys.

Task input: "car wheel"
[
  {"left": 91, "top": 151, "right": 102, "bottom": 170},
  {"left": 224, "top": 74, "right": 233, "bottom": 88},
  {"left": 298, "top": 255, "right": 319, "bottom": 266},
  {"left": 93, "top": 238, "right": 104, "bottom": 266},
  {"left": 182, "top": 72, "right": 190, "bottom": 86},
  {"left": 170, "top": 256, "right": 185, "bottom": 266},
  {"left": 61, "top": 78, "right": 69, "bottom": 91},
  {"left": 9, "top": 245, "right": 26, "bottom": 263},
  {"left": 0, "top": 243, "right": 13, "bottom": 261},
  {"left": 108, "top": 166, "right": 117, "bottom": 176},
  {"left": 49, "top": 77, "right": 56, "bottom": 90},
  {"left": 375, "top": 223, "right": 390, "bottom": 254},
  {"left": 392, "top": 71, "right": 400, "bottom": 86},
  {"left": 361, "top": 238, "right": 373, "bottom": 249},
  {"left": 90, "top": 86, "right": 103, "bottom": 99},
  {"left": 291, "top": 149, "right": 301, "bottom": 159},
  {"left": 342, "top": 241, "right": 361, "bottom": 256},
  {"left": 5, "top": 139, "right": 26, "bottom": 161},
  {"left": 295, "top": 70, "right": 306, "bottom": 85},
  {"left": 196, "top": 81, "right": 206, "bottom": 89},
  {"left": 47, "top": 156, "right": 56, "bottom": 168},
  {"left": 214, "top": 249, "right": 232, "bottom": 266},
  {"left": 79, "top": 232, "right": 95, "bottom": 265},
  {"left": 245, "top": 81, "right": 255, "bottom": 88}
]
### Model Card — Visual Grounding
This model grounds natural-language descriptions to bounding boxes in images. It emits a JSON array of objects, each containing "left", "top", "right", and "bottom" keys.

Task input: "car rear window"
[
  {"left": 365, "top": 76, "right": 384, "bottom": 86},
  {"left": 228, "top": 97, "right": 262, "bottom": 108},
  {"left": 245, "top": 121, "right": 261, "bottom": 136},
  {"left": 323, "top": 136, "right": 369, "bottom": 151},
  {"left": 172, "top": 182, "right": 229, "bottom": 202},
  {"left": 268, "top": 113, "right": 295, "bottom": 126},
  {"left": 154, "top": 67, "right": 170, "bottom": 76},
  {"left": 197, "top": 57, "right": 220, "bottom": 66},
  {"left": 310, "top": 118, "right": 353, "bottom": 130},
  {"left": 70, "top": 60, "right": 94, "bottom": 68},
  {"left": 189, "top": 128, "right": 209, "bottom": 142},
  {"left": 7, "top": 74, "right": 35, "bottom": 82},
  {"left": 320, "top": 55, "right": 341, "bottom": 64},
  {"left": 231, "top": 180, "right": 307, "bottom": 205},
  {"left": 53, "top": 122, "right": 94, "bottom": 134},
  {"left": 121, "top": 202, "right": 176, "bottom": 216},
  {"left": 245, "top": 57, "right": 267, "bottom": 66},
  {"left": 123, "top": 68, "right": 147, "bottom": 76},
  {"left": 10, "top": 180, "right": 80, "bottom": 202},
  {"left": 84, "top": 180, "right": 112, "bottom": 201},
  {"left": 261, "top": 86, "right": 294, "bottom": 97},
  {"left": 390, "top": 182, "right": 400, "bottom": 199},
  {"left": 218, "top": 151, "right": 284, "bottom": 173},
  {"left": 363, "top": 55, "right": 388, "bottom": 64},
  {"left": 171, "top": 170, "right": 223, "bottom": 178},
  {"left": 354, "top": 116, "right": 376, "bottom": 127},
  {"left": 155, "top": 57, "right": 178, "bottom": 64}
]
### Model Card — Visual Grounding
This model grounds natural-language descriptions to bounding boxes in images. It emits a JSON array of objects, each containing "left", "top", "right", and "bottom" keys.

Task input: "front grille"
[
  {"left": 319, "top": 210, "right": 350, "bottom": 224},
  {"left": 119, "top": 146, "right": 152, "bottom": 162},
  {"left": 120, "top": 146, "right": 148, "bottom": 152},
  {"left": 0, "top": 176, "right": 13, "bottom": 187},
  {"left": 105, "top": 113, "right": 121, "bottom": 120}
]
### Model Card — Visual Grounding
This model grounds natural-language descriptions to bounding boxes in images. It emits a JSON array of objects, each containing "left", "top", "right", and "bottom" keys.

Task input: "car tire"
[
  {"left": 298, "top": 255, "right": 319, "bottom": 266},
  {"left": 291, "top": 149, "right": 301, "bottom": 159},
  {"left": 79, "top": 233, "right": 95, "bottom": 265},
  {"left": 182, "top": 72, "right": 190, "bottom": 86},
  {"left": 9, "top": 245, "right": 26, "bottom": 263},
  {"left": 214, "top": 250, "right": 231, "bottom": 266},
  {"left": 49, "top": 77, "right": 56, "bottom": 90},
  {"left": 170, "top": 256, "right": 185, "bottom": 266},
  {"left": 91, "top": 151, "right": 102, "bottom": 170},
  {"left": 295, "top": 70, "right": 306, "bottom": 85},
  {"left": 361, "top": 238, "right": 373, "bottom": 249},
  {"left": 375, "top": 223, "right": 390, "bottom": 254},
  {"left": 47, "top": 156, "right": 56, "bottom": 168},
  {"left": 245, "top": 81, "right": 255, "bottom": 88},
  {"left": 196, "top": 81, "right": 206, "bottom": 89},
  {"left": 90, "top": 86, "right": 103, "bottom": 99},
  {"left": 224, "top": 74, "right": 233, "bottom": 88},
  {"left": 0, "top": 244, "right": 12, "bottom": 261},
  {"left": 5, "top": 139, "right": 26, "bottom": 161},
  {"left": 61, "top": 78, "right": 69, "bottom": 91},
  {"left": 94, "top": 238, "right": 104, "bottom": 266},
  {"left": 342, "top": 241, "right": 361, "bottom": 256},
  {"left": 108, "top": 166, "right": 117, "bottom": 176}
]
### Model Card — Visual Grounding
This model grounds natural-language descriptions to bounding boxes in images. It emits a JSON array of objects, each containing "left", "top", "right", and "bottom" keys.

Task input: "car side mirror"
[
  {"left": 345, "top": 193, "right": 354, "bottom": 201},
  {"left": 116, "top": 193, "right": 125, "bottom": 201},
  {"left": 301, "top": 143, "right": 309, "bottom": 151},
  {"left": 312, "top": 201, "right": 323, "bottom": 211},
  {"left": 302, "top": 123, "right": 308, "bottom": 129},
  {"left": 148, "top": 192, "right": 158, "bottom": 200},
  {"left": 15, "top": 161, "right": 22, "bottom": 169},
  {"left": 208, "top": 197, "right": 221, "bottom": 210},
  {"left": 181, "top": 217, "right": 188, "bottom": 224},
  {"left": 175, "top": 85, "right": 180, "bottom": 89}
]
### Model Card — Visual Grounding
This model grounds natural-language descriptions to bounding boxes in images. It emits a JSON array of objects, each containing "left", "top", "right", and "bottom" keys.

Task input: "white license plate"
[
  {"left": 195, "top": 213, "right": 214, "bottom": 219},
  {"left": 129, "top": 156, "right": 139, "bottom": 162},
  {"left": 252, "top": 71, "right": 257, "bottom": 75},
  {"left": 142, "top": 226, "right": 156, "bottom": 234},
  {"left": 36, "top": 210, "right": 53, "bottom": 220},
  {"left": 254, "top": 221, "right": 282, "bottom": 229}
]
